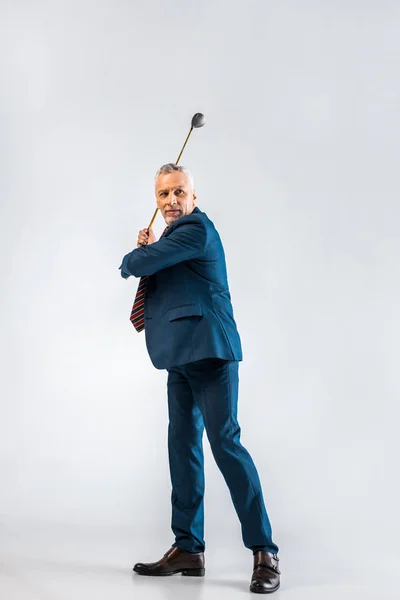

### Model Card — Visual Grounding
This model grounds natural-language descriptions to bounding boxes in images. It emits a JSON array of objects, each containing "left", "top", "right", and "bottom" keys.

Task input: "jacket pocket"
[{"left": 167, "top": 304, "right": 203, "bottom": 321}]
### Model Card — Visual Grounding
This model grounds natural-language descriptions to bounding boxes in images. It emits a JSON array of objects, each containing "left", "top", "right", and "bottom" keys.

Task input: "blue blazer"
[{"left": 119, "top": 207, "right": 242, "bottom": 370}]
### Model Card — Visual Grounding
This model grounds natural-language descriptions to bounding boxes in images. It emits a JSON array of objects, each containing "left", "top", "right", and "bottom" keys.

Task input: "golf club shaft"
[{"left": 147, "top": 126, "right": 194, "bottom": 230}]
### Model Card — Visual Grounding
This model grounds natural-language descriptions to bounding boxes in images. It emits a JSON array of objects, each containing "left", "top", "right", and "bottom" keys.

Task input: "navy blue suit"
[
  {"left": 119, "top": 207, "right": 242, "bottom": 369},
  {"left": 120, "top": 207, "right": 278, "bottom": 555}
]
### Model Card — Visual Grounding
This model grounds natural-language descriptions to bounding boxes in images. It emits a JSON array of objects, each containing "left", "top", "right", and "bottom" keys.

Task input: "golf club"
[{"left": 146, "top": 112, "right": 205, "bottom": 231}]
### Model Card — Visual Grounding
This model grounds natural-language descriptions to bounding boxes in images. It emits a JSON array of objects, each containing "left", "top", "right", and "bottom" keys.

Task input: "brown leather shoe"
[
  {"left": 250, "top": 551, "right": 280, "bottom": 594},
  {"left": 133, "top": 546, "right": 205, "bottom": 577}
]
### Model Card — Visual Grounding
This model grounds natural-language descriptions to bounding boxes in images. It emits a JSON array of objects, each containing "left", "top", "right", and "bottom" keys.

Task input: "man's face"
[{"left": 155, "top": 171, "right": 197, "bottom": 226}]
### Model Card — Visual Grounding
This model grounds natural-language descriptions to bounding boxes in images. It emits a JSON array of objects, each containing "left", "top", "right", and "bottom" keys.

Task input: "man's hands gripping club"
[{"left": 137, "top": 228, "right": 156, "bottom": 247}]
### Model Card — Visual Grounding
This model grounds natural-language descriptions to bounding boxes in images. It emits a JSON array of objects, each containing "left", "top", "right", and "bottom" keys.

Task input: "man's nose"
[{"left": 169, "top": 194, "right": 178, "bottom": 205}]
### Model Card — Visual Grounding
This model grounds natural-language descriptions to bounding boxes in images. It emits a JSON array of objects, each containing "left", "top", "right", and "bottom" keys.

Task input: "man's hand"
[{"left": 137, "top": 227, "right": 156, "bottom": 247}]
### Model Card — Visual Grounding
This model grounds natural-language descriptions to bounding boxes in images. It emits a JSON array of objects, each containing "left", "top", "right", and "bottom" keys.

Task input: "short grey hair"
[{"left": 154, "top": 163, "right": 194, "bottom": 188}]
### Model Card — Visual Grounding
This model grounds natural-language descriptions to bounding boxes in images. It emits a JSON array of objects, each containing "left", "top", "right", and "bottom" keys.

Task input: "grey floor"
[{"left": 0, "top": 520, "right": 397, "bottom": 600}]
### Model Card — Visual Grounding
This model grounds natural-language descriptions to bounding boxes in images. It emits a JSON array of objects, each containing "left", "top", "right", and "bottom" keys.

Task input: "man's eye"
[{"left": 176, "top": 189, "right": 184, "bottom": 194}]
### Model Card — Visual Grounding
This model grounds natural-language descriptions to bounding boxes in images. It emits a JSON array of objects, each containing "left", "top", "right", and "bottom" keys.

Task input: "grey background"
[{"left": 1, "top": 1, "right": 399, "bottom": 599}]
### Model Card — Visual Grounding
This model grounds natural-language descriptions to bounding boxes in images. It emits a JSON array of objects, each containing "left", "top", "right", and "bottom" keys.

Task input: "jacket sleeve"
[{"left": 118, "top": 220, "right": 207, "bottom": 278}]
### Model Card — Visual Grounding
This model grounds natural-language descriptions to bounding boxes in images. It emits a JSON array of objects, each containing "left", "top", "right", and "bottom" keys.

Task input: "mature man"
[{"left": 119, "top": 164, "right": 280, "bottom": 594}]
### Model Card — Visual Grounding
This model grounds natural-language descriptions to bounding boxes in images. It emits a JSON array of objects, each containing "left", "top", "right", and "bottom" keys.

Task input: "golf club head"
[{"left": 191, "top": 113, "right": 205, "bottom": 128}]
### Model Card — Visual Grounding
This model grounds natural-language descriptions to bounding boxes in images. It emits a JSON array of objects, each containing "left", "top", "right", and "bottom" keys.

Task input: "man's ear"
[{"left": 193, "top": 189, "right": 197, "bottom": 205}]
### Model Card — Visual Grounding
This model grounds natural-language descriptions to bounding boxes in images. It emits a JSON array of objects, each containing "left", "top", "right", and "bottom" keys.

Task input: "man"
[{"left": 119, "top": 163, "right": 280, "bottom": 594}]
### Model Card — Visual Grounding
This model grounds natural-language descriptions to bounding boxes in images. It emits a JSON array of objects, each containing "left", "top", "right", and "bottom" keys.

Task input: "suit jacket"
[{"left": 119, "top": 206, "right": 242, "bottom": 369}]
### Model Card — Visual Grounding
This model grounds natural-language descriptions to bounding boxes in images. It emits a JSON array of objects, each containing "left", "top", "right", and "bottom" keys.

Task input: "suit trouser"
[{"left": 166, "top": 357, "right": 279, "bottom": 555}]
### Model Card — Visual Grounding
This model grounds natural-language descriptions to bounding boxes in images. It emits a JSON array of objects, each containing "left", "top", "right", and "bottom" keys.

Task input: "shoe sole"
[{"left": 133, "top": 567, "right": 205, "bottom": 577}]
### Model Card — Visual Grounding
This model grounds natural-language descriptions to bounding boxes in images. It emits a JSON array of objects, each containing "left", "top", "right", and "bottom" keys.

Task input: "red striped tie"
[
  {"left": 130, "top": 227, "right": 168, "bottom": 332},
  {"left": 130, "top": 276, "right": 148, "bottom": 332}
]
